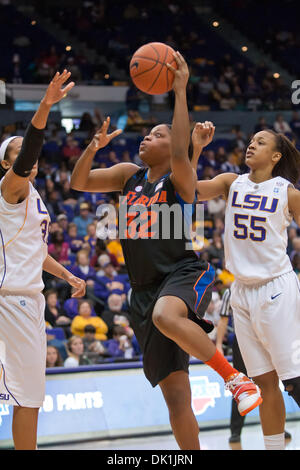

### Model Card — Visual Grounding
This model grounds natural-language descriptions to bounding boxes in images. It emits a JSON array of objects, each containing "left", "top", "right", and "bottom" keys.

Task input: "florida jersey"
[
  {"left": 0, "top": 180, "right": 50, "bottom": 294},
  {"left": 224, "top": 174, "right": 293, "bottom": 285},
  {"left": 119, "top": 167, "right": 198, "bottom": 289}
]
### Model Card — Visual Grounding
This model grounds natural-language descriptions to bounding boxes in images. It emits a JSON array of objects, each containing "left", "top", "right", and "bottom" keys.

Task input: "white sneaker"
[{"left": 225, "top": 372, "right": 263, "bottom": 416}]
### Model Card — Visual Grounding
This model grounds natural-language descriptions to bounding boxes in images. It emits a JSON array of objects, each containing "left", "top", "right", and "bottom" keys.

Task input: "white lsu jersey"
[
  {"left": 0, "top": 180, "right": 50, "bottom": 294},
  {"left": 224, "top": 174, "right": 293, "bottom": 285}
]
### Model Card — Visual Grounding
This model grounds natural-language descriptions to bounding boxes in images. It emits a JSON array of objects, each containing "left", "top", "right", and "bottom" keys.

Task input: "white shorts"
[
  {"left": 0, "top": 291, "right": 46, "bottom": 407},
  {"left": 231, "top": 270, "right": 300, "bottom": 381}
]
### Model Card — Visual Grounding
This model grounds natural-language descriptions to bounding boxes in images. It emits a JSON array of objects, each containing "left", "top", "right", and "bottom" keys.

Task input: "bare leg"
[
  {"left": 253, "top": 370, "right": 286, "bottom": 436},
  {"left": 152, "top": 296, "right": 216, "bottom": 362},
  {"left": 12, "top": 406, "right": 39, "bottom": 450},
  {"left": 159, "top": 370, "right": 200, "bottom": 450}
]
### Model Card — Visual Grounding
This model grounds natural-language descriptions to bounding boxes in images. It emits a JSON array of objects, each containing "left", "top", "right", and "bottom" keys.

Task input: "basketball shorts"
[
  {"left": 129, "top": 260, "right": 215, "bottom": 387},
  {"left": 0, "top": 291, "right": 46, "bottom": 407},
  {"left": 231, "top": 270, "right": 300, "bottom": 381}
]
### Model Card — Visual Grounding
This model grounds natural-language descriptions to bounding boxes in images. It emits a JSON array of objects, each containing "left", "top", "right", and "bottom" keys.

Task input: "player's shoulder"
[
  {"left": 120, "top": 163, "right": 143, "bottom": 189},
  {"left": 225, "top": 172, "right": 244, "bottom": 185}
]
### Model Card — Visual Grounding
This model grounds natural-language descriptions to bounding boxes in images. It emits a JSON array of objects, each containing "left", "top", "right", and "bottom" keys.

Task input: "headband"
[{"left": 0, "top": 136, "right": 19, "bottom": 161}]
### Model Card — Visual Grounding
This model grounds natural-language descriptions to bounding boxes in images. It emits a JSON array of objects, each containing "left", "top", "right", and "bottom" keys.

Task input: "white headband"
[{"left": 0, "top": 136, "right": 19, "bottom": 161}]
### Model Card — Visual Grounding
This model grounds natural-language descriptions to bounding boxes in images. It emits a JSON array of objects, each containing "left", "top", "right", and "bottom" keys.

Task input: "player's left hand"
[
  {"left": 68, "top": 275, "right": 86, "bottom": 298},
  {"left": 192, "top": 121, "right": 215, "bottom": 149},
  {"left": 167, "top": 51, "right": 189, "bottom": 93},
  {"left": 42, "top": 69, "right": 75, "bottom": 106}
]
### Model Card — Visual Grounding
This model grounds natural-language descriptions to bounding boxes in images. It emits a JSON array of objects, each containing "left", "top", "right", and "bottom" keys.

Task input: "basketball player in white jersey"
[
  {"left": 0, "top": 70, "right": 85, "bottom": 449},
  {"left": 190, "top": 123, "right": 300, "bottom": 450}
]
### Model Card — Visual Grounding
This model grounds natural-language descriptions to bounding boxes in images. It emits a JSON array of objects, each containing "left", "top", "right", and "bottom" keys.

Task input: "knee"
[
  {"left": 163, "top": 388, "right": 190, "bottom": 416},
  {"left": 152, "top": 308, "right": 170, "bottom": 331}
]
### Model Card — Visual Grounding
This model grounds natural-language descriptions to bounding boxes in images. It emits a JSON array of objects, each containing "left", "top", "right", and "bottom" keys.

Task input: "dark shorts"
[{"left": 129, "top": 260, "right": 215, "bottom": 387}]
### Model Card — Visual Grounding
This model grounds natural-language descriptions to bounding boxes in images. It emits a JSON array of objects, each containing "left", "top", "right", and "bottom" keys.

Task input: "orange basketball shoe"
[{"left": 225, "top": 372, "right": 263, "bottom": 416}]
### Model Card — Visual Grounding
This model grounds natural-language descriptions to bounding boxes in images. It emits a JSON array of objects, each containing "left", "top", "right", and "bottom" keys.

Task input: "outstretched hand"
[
  {"left": 88, "top": 117, "right": 123, "bottom": 152},
  {"left": 42, "top": 69, "right": 75, "bottom": 106},
  {"left": 192, "top": 121, "right": 215, "bottom": 149}
]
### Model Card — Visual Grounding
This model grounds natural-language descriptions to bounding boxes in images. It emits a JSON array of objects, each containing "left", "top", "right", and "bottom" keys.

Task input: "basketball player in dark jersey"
[{"left": 71, "top": 52, "right": 262, "bottom": 450}]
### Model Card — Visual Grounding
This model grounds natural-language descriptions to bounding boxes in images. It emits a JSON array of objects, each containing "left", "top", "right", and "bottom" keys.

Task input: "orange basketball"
[{"left": 129, "top": 42, "right": 178, "bottom": 95}]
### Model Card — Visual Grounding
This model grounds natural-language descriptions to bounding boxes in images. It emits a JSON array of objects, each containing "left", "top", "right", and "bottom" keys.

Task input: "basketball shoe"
[{"left": 225, "top": 372, "right": 263, "bottom": 416}]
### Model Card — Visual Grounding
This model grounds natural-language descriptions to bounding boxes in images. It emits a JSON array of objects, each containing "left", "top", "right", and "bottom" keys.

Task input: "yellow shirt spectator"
[
  {"left": 106, "top": 239, "right": 125, "bottom": 265},
  {"left": 71, "top": 300, "right": 108, "bottom": 341}
]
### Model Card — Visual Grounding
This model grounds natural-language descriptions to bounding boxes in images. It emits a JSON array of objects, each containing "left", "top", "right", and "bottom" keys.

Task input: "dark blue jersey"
[{"left": 119, "top": 167, "right": 198, "bottom": 289}]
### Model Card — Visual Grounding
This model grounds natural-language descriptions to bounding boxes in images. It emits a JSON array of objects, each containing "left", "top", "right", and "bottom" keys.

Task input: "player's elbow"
[{"left": 70, "top": 176, "right": 85, "bottom": 191}]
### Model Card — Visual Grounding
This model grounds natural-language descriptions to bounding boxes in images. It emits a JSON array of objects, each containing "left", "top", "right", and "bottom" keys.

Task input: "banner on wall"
[{"left": 0, "top": 363, "right": 299, "bottom": 447}]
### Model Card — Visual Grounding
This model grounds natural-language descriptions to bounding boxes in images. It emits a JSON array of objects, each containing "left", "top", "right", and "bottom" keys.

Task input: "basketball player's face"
[
  {"left": 139, "top": 125, "right": 171, "bottom": 165},
  {"left": 245, "top": 131, "right": 280, "bottom": 170},
  {"left": 6, "top": 137, "right": 39, "bottom": 180}
]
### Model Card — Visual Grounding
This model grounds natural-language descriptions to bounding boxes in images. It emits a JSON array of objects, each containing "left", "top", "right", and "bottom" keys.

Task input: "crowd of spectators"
[
  {"left": 2, "top": 107, "right": 300, "bottom": 368},
  {"left": 2, "top": 0, "right": 298, "bottom": 111}
]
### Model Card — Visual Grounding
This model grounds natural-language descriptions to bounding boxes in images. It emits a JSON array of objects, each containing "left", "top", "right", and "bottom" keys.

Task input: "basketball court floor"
[{"left": 40, "top": 420, "right": 300, "bottom": 450}]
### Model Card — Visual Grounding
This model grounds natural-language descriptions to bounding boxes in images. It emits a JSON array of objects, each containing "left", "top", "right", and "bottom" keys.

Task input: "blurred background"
[{"left": 1, "top": 0, "right": 300, "bottom": 449}]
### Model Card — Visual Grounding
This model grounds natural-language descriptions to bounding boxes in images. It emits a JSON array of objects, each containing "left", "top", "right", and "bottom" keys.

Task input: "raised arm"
[
  {"left": 70, "top": 116, "right": 139, "bottom": 193},
  {"left": 167, "top": 52, "right": 196, "bottom": 203},
  {"left": 191, "top": 121, "right": 215, "bottom": 171},
  {"left": 1, "top": 70, "right": 75, "bottom": 204}
]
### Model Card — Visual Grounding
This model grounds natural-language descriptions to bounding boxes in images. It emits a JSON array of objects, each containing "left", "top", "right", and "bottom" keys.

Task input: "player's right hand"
[
  {"left": 88, "top": 117, "right": 123, "bottom": 152},
  {"left": 68, "top": 275, "right": 86, "bottom": 298}
]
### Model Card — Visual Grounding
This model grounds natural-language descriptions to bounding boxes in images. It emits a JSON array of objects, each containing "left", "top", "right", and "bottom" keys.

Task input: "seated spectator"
[
  {"left": 65, "top": 223, "right": 84, "bottom": 253},
  {"left": 254, "top": 116, "right": 270, "bottom": 133},
  {"left": 44, "top": 289, "right": 72, "bottom": 336},
  {"left": 106, "top": 236, "right": 125, "bottom": 266},
  {"left": 73, "top": 202, "right": 94, "bottom": 238},
  {"left": 69, "top": 249, "right": 96, "bottom": 286},
  {"left": 62, "top": 135, "right": 82, "bottom": 167},
  {"left": 273, "top": 114, "right": 292, "bottom": 135},
  {"left": 63, "top": 286, "right": 97, "bottom": 319},
  {"left": 125, "top": 109, "right": 146, "bottom": 131},
  {"left": 220, "top": 154, "right": 241, "bottom": 174},
  {"left": 100, "top": 293, "right": 132, "bottom": 334},
  {"left": 206, "top": 230, "right": 224, "bottom": 269},
  {"left": 207, "top": 197, "right": 226, "bottom": 220},
  {"left": 56, "top": 213, "right": 69, "bottom": 237},
  {"left": 103, "top": 325, "right": 134, "bottom": 359},
  {"left": 64, "top": 335, "right": 91, "bottom": 367},
  {"left": 82, "top": 324, "right": 109, "bottom": 363},
  {"left": 290, "top": 111, "right": 300, "bottom": 139},
  {"left": 46, "top": 345, "right": 63, "bottom": 368},
  {"left": 84, "top": 223, "right": 97, "bottom": 255},
  {"left": 90, "top": 238, "right": 119, "bottom": 271},
  {"left": 94, "top": 257, "right": 129, "bottom": 303},
  {"left": 60, "top": 180, "right": 78, "bottom": 207},
  {"left": 48, "top": 230, "right": 70, "bottom": 266},
  {"left": 71, "top": 300, "right": 108, "bottom": 340},
  {"left": 79, "top": 112, "right": 95, "bottom": 132},
  {"left": 217, "top": 261, "right": 235, "bottom": 288}
]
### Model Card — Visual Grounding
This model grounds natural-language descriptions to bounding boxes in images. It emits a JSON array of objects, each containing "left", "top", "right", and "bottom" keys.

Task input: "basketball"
[{"left": 129, "top": 42, "right": 178, "bottom": 95}]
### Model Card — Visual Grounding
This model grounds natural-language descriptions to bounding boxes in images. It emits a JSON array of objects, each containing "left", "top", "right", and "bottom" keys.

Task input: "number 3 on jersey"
[
  {"left": 40, "top": 219, "right": 49, "bottom": 243},
  {"left": 234, "top": 214, "right": 266, "bottom": 242}
]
